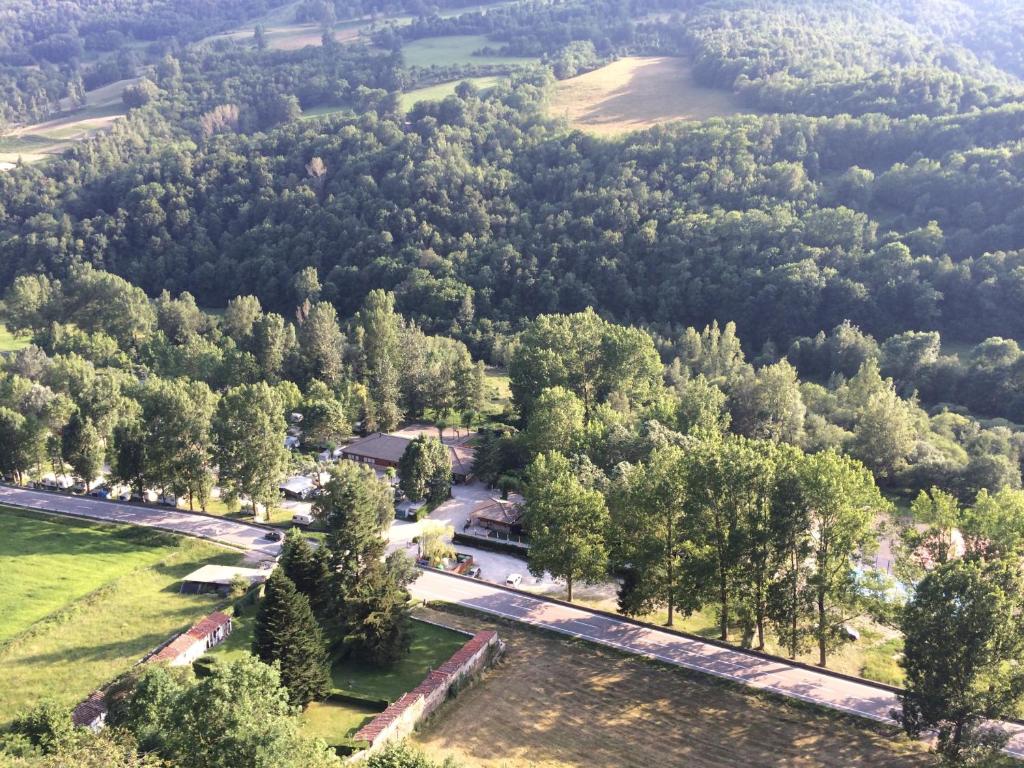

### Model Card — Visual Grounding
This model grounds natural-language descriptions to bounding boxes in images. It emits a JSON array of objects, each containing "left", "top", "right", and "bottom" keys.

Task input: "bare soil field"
[
  {"left": 548, "top": 56, "right": 746, "bottom": 137},
  {"left": 412, "top": 606, "right": 929, "bottom": 768}
]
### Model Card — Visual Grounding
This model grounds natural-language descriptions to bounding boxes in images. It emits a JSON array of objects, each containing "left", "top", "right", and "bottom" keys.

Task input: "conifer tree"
[{"left": 252, "top": 570, "right": 331, "bottom": 708}]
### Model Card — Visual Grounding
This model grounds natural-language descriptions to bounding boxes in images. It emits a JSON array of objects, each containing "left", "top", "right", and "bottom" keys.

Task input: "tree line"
[{"left": 0, "top": 268, "right": 484, "bottom": 512}]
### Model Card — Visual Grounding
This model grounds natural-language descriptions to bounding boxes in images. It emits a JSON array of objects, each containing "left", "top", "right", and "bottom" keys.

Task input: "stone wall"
[{"left": 351, "top": 629, "right": 501, "bottom": 757}]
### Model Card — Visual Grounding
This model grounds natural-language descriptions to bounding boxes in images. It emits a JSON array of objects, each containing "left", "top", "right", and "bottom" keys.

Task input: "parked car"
[
  {"left": 264, "top": 529, "right": 284, "bottom": 542},
  {"left": 468, "top": 566, "right": 482, "bottom": 580},
  {"left": 451, "top": 553, "right": 475, "bottom": 575},
  {"left": 292, "top": 512, "right": 314, "bottom": 526},
  {"left": 117, "top": 490, "right": 133, "bottom": 501},
  {"left": 158, "top": 493, "right": 178, "bottom": 507},
  {"left": 505, "top": 573, "right": 522, "bottom": 588}
]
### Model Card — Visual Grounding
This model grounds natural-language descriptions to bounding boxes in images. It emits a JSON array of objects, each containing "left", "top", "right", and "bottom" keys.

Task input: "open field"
[
  {"left": 0, "top": 79, "right": 132, "bottom": 165},
  {"left": 206, "top": 1, "right": 518, "bottom": 51},
  {"left": 402, "top": 34, "right": 537, "bottom": 69},
  {"left": 548, "top": 56, "right": 746, "bottom": 137},
  {"left": 401, "top": 76, "right": 503, "bottom": 111},
  {"left": 0, "top": 507, "right": 236, "bottom": 725},
  {"left": 483, "top": 366, "right": 512, "bottom": 416},
  {"left": 0, "top": 325, "right": 30, "bottom": 353},
  {"left": 413, "top": 606, "right": 929, "bottom": 768}
]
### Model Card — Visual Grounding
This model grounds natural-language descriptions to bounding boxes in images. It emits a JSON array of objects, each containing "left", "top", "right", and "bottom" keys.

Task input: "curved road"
[
  {"left": 3, "top": 485, "right": 1022, "bottom": 757},
  {"left": 0, "top": 485, "right": 282, "bottom": 559}
]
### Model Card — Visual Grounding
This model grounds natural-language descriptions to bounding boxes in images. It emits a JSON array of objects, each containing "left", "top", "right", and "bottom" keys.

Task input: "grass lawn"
[
  {"left": 211, "top": 600, "right": 467, "bottom": 744},
  {"left": 483, "top": 366, "right": 511, "bottom": 416},
  {"left": 331, "top": 620, "right": 468, "bottom": 702},
  {"left": 401, "top": 76, "right": 503, "bottom": 111},
  {"left": 0, "top": 508, "right": 238, "bottom": 725},
  {"left": 412, "top": 606, "right": 929, "bottom": 768},
  {"left": 401, "top": 34, "right": 536, "bottom": 69},
  {"left": 0, "top": 325, "right": 30, "bottom": 353},
  {"left": 301, "top": 699, "right": 379, "bottom": 745},
  {"left": 548, "top": 56, "right": 746, "bottom": 137},
  {"left": 301, "top": 104, "right": 350, "bottom": 120}
]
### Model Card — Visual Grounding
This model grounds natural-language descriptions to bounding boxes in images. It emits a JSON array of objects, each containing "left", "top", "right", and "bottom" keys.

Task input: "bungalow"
[
  {"left": 148, "top": 611, "right": 233, "bottom": 667},
  {"left": 468, "top": 496, "right": 525, "bottom": 536},
  {"left": 179, "top": 564, "right": 273, "bottom": 595}
]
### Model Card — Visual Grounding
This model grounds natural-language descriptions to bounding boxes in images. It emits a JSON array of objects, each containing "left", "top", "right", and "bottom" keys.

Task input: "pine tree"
[
  {"left": 343, "top": 553, "right": 418, "bottom": 665},
  {"left": 279, "top": 528, "right": 331, "bottom": 619},
  {"left": 252, "top": 570, "right": 331, "bottom": 708}
]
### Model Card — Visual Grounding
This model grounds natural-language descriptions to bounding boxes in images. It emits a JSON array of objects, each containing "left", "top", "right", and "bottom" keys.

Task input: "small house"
[
  {"left": 71, "top": 691, "right": 107, "bottom": 731},
  {"left": 468, "top": 497, "right": 525, "bottom": 536},
  {"left": 148, "top": 611, "right": 234, "bottom": 667}
]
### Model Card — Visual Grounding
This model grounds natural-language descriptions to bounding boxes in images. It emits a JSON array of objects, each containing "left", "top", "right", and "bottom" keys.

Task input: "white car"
[{"left": 505, "top": 573, "right": 522, "bottom": 588}]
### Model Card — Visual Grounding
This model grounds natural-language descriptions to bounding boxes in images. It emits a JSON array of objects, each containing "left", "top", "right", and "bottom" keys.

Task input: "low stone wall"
[{"left": 351, "top": 629, "right": 501, "bottom": 757}]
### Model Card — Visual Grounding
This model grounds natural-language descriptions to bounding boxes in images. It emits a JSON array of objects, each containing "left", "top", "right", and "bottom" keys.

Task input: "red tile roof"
[
  {"left": 71, "top": 691, "right": 106, "bottom": 727},
  {"left": 149, "top": 611, "right": 231, "bottom": 664}
]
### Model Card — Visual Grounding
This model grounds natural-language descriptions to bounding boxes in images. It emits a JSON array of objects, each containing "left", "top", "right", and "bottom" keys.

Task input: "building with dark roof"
[{"left": 342, "top": 432, "right": 475, "bottom": 482}]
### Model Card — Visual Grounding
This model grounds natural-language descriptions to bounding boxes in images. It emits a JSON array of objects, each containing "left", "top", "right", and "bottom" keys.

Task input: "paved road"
[
  {"left": 410, "top": 569, "right": 1024, "bottom": 758},
  {"left": 0, "top": 485, "right": 281, "bottom": 559},
  {"left": 5, "top": 484, "right": 1023, "bottom": 758}
]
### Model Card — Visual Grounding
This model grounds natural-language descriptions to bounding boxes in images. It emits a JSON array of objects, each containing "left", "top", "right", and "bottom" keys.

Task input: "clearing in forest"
[
  {"left": 412, "top": 606, "right": 929, "bottom": 768},
  {"left": 0, "top": 78, "right": 133, "bottom": 165},
  {"left": 548, "top": 56, "right": 745, "bottom": 137}
]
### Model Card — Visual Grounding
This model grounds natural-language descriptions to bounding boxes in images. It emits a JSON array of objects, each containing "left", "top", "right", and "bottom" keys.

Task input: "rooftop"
[{"left": 181, "top": 564, "right": 272, "bottom": 587}]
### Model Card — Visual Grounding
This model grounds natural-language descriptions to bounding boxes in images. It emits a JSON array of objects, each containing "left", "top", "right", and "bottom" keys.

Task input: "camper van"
[{"left": 292, "top": 511, "right": 315, "bottom": 526}]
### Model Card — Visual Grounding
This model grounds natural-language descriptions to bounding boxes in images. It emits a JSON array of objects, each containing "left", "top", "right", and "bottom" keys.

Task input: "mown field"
[
  {"left": 401, "top": 76, "right": 503, "bottom": 111},
  {"left": 402, "top": 34, "right": 537, "bottom": 69},
  {"left": 412, "top": 606, "right": 929, "bottom": 768},
  {"left": 0, "top": 508, "right": 237, "bottom": 726},
  {"left": 547, "top": 56, "right": 745, "bottom": 136},
  {"left": 0, "top": 325, "right": 30, "bottom": 353},
  {"left": 0, "top": 79, "right": 132, "bottom": 165}
]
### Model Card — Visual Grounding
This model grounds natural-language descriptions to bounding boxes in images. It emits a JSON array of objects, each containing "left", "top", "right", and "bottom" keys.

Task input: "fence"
[{"left": 350, "top": 630, "right": 502, "bottom": 759}]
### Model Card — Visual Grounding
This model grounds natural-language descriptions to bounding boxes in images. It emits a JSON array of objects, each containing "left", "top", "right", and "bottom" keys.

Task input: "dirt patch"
[
  {"left": 412, "top": 606, "right": 928, "bottom": 768},
  {"left": 548, "top": 56, "right": 746, "bottom": 137}
]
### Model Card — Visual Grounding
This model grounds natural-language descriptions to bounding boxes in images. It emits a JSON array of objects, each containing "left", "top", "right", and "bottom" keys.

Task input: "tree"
[
  {"left": 799, "top": 449, "right": 886, "bottom": 666},
  {"left": 608, "top": 445, "right": 693, "bottom": 626},
  {"left": 140, "top": 657, "right": 340, "bottom": 768},
  {"left": 897, "top": 558, "right": 1024, "bottom": 764},
  {"left": 682, "top": 434, "right": 770, "bottom": 642},
  {"left": 673, "top": 374, "right": 730, "bottom": 435},
  {"left": 342, "top": 552, "right": 418, "bottom": 665},
  {"left": 122, "top": 78, "right": 160, "bottom": 109},
  {"left": 397, "top": 435, "right": 451, "bottom": 504},
  {"left": 214, "top": 383, "right": 289, "bottom": 519},
  {"left": 252, "top": 570, "right": 331, "bottom": 708},
  {"left": 843, "top": 360, "right": 917, "bottom": 478},
  {"left": 279, "top": 528, "right": 331, "bottom": 618},
  {"left": 301, "top": 382, "right": 349, "bottom": 448},
  {"left": 0, "top": 407, "right": 31, "bottom": 483},
  {"left": 357, "top": 290, "right": 403, "bottom": 430},
  {"left": 510, "top": 309, "right": 661, "bottom": 419},
  {"left": 111, "top": 421, "right": 148, "bottom": 497},
  {"left": 297, "top": 302, "right": 343, "bottom": 386},
  {"left": 418, "top": 520, "right": 455, "bottom": 566},
  {"left": 61, "top": 411, "right": 103, "bottom": 487},
  {"left": 523, "top": 386, "right": 585, "bottom": 455},
  {"left": 729, "top": 360, "right": 806, "bottom": 444},
  {"left": 525, "top": 451, "right": 608, "bottom": 601}
]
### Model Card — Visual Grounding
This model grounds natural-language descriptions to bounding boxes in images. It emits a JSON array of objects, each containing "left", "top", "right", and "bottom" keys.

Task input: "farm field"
[
  {"left": 0, "top": 324, "right": 30, "bottom": 352},
  {"left": 207, "top": 1, "right": 518, "bottom": 51},
  {"left": 412, "top": 606, "right": 929, "bottom": 768},
  {"left": 0, "top": 507, "right": 237, "bottom": 726},
  {"left": 0, "top": 79, "right": 133, "bottom": 165},
  {"left": 401, "top": 76, "right": 503, "bottom": 111},
  {"left": 402, "top": 34, "right": 537, "bottom": 69},
  {"left": 548, "top": 56, "right": 746, "bottom": 136}
]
